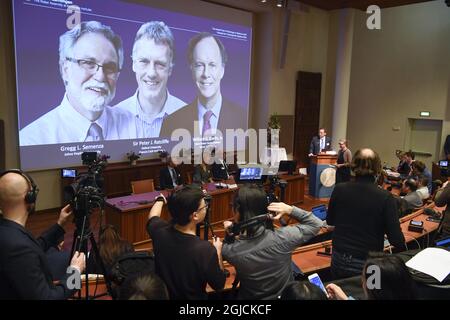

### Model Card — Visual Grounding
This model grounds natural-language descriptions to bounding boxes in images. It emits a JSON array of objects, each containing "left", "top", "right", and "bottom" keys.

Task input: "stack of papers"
[{"left": 405, "top": 248, "right": 450, "bottom": 282}]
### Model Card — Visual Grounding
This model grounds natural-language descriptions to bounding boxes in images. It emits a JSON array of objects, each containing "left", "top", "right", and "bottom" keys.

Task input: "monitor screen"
[
  {"left": 278, "top": 160, "right": 297, "bottom": 174},
  {"left": 439, "top": 160, "right": 448, "bottom": 167},
  {"left": 239, "top": 167, "right": 263, "bottom": 180},
  {"left": 13, "top": 0, "right": 252, "bottom": 171},
  {"left": 61, "top": 168, "right": 77, "bottom": 178},
  {"left": 312, "top": 205, "right": 327, "bottom": 220}
]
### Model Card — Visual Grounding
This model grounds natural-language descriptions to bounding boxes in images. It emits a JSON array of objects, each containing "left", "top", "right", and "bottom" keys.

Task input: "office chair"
[{"left": 131, "top": 179, "right": 155, "bottom": 194}]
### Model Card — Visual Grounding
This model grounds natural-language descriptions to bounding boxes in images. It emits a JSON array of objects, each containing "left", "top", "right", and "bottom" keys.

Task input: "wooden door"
[{"left": 293, "top": 71, "right": 322, "bottom": 168}]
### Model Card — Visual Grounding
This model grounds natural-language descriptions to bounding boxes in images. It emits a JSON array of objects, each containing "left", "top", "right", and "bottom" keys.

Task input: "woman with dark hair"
[
  {"left": 118, "top": 272, "right": 169, "bottom": 300},
  {"left": 221, "top": 184, "right": 323, "bottom": 300},
  {"left": 281, "top": 281, "right": 328, "bottom": 300},
  {"left": 326, "top": 252, "right": 417, "bottom": 300},
  {"left": 193, "top": 154, "right": 213, "bottom": 185},
  {"left": 335, "top": 139, "right": 352, "bottom": 184},
  {"left": 93, "top": 225, "right": 134, "bottom": 275}
]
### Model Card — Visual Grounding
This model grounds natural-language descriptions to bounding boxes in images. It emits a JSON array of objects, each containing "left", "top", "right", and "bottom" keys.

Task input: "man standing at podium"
[{"left": 308, "top": 128, "right": 331, "bottom": 157}]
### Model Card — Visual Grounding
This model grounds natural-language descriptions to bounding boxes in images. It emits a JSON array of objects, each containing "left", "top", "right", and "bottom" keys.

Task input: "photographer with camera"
[
  {"left": 0, "top": 170, "right": 85, "bottom": 299},
  {"left": 221, "top": 185, "right": 323, "bottom": 300},
  {"left": 146, "top": 185, "right": 225, "bottom": 299}
]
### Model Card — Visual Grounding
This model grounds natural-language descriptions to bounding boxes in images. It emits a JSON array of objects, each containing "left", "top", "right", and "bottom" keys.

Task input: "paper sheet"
[{"left": 405, "top": 248, "right": 450, "bottom": 282}]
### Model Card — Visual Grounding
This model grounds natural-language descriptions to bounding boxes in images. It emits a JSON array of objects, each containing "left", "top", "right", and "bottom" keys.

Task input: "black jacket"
[
  {"left": 309, "top": 136, "right": 332, "bottom": 155},
  {"left": 211, "top": 160, "right": 229, "bottom": 181},
  {"left": 327, "top": 176, "right": 406, "bottom": 258},
  {"left": 0, "top": 218, "right": 75, "bottom": 300},
  {"left": 193, "top": 165, "right": 212, "bottom": 184},
  {"left": 444, "top": 135, "right": 450, "bottom": 157},
  {"left": 159, "top": 166, "right": 183, "bottom": 190},
  {"left": 435, "top": 183, "right": 450, "bottom": 237}
]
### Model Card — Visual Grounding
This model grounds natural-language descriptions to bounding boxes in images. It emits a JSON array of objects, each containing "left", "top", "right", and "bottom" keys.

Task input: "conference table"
[{"left": 105, "top": 174, "right": 305, "bottom": 244}]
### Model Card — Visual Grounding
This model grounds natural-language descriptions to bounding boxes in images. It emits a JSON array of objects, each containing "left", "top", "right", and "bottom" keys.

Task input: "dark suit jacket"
[
  {"left": 0, "top": 218, "right": 75, "bottom": 300},
  {"left": 211, "top": 160, "right": 229, "bottom": 181},
  {"left": 160, "top": 99, "right": 247, "bottom": 138},
  {"left": 445, "top": 135, "right": 450, "bottom": 157},
  {"left": 193, "top": 165, "right": 212, "bottom": 184},
  {"left": 309, "top": 136, "right": 332, "bottom": 155},
  {"left": 159, "top": 166, "right": 183, "bottom": 190}
]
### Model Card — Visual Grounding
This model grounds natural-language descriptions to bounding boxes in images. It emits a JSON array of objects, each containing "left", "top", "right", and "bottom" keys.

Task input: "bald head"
[
  {"left": 351, "top": 148, "right": 382, "bottom": 177},
  {"left": 0, "top": 173, "right": 30, "bottom": 214}
]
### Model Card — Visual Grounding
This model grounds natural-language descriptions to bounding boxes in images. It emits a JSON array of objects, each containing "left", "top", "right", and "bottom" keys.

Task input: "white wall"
[{"left": 347, "top": 1, "right": 450, "bottom": 167}]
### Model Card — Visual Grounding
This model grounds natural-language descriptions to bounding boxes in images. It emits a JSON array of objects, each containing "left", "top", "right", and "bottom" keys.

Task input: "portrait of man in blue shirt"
[{"left": 114, "top": 21, "right": 186, "bottom": 138}]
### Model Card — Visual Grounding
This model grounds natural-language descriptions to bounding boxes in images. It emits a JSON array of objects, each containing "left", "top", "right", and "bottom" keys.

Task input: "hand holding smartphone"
[{"left": 308, "top": 273, "right": 329, "bottom": 298}]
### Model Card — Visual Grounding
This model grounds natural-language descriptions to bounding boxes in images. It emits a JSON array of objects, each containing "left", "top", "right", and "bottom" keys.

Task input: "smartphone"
[
  {"left": 308, "top": 273, "right": 327, "bottom": 296},
  {"left": 426, "top": 217, "right": 441, "bottom": 223}
]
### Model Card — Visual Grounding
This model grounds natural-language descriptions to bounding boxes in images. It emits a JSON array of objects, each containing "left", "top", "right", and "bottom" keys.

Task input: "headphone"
[{"left": 0, "top": 169, "right": 39, "bottom": 204}]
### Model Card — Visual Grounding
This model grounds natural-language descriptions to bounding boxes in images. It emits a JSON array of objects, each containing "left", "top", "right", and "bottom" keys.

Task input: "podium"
[{"left": 309, "top": 154, "right": 338, "bottom": 199}]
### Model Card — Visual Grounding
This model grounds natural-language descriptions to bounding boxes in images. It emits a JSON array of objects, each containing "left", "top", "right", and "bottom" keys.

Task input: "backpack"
[{"left": 110, "top": 251, "right": 155, "bottom": 285}]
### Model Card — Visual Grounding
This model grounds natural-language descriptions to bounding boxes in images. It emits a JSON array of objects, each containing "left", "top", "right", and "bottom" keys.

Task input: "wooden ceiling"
[{"left": 294, "top": 0, "right": 437, "bottom": 11}]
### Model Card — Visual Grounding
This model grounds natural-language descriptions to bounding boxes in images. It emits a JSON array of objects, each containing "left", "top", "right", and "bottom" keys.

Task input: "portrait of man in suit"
[
  {"left": 159, "top": 156, "right": 184, "bottom": 190},
  {"left": 309, "top": 128, "right": 332, "bottom": 156},
  {"left": 19, "top": 21, "right": 135, "bottom": 146},
  {"left": 160, "top": 32, "right": 247, "bottom": 140}
]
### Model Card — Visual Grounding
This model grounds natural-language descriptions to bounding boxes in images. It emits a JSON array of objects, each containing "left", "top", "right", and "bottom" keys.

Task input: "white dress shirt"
[
  {"left": 19, "top": 95, "right": 136, "bottom": 146},
  {"left": 320, "top": 137, "right": 325, "bottom": 151},
  {"left": 197, "top": 94, "right": 222, "bottom": 135},
  {"left": 115, "top": 90, "right": 186, "bottom": 138}
]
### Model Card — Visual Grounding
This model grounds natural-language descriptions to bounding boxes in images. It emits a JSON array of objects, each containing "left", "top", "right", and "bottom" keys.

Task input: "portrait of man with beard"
[{"left": 19, "top": 21, "right": 135, "bottom": 145}]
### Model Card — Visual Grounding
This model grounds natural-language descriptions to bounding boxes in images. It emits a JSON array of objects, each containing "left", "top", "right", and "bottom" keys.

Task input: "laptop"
[
  {"left": 311, "top": 204, "right": 327, "bottom": 221},
  {"left": 436, "top": 237, "right": 450, "bottom": 250}
]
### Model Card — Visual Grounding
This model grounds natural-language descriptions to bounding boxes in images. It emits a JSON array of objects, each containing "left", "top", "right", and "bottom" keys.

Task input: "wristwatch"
[{"left": 154, "top": 195, "right": 166, "bottom": 203}]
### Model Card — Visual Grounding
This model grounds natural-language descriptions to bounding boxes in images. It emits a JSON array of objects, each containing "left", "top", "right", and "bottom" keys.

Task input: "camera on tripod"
[
  {"left": 267, "top": 175, "right": 287, "bottom": 202},
  {"left": 64, "top": 152, "right": 115, "bottom": 299},
  {"left": 64, "top": 152, "right": 106, "bottom": 219}
]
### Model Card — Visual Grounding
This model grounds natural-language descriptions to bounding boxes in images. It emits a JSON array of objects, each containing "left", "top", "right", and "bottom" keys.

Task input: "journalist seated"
[
  {"left": 400, "top": 178, "right": 422, "bottom": 211},
  {"left": 118, "top": 272, "right": 169, "bottom": 300},
  {"left": 88, "top": 224, "right": 134, "bottom": 278},
  {"left": 326, "top": 252, "right": 417, "bottom": 300},
  {"left": 221, "top": 185, "right": 323, "bottom": 300}
]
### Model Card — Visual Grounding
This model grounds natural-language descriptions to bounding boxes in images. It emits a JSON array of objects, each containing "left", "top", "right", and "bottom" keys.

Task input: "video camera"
[{"left": 64, "top": 152, "right": 106, "bottom": 225}]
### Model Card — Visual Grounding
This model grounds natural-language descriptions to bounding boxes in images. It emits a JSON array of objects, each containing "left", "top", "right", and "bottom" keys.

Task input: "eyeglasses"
[
  {"left": 197, "top": 204, "right": 209, "bottom": 212},
  {"left": 66, "top": 57, "right": 121, "bottom": 77}
]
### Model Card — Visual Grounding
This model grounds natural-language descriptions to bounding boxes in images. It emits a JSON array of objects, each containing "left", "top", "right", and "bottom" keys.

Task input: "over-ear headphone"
[{"left": 0, "top": 169, "right": 39, "bottom": 204}]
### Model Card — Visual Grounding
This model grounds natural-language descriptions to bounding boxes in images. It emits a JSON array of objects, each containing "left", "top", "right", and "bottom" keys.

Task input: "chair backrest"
[
  {"left": 131, "top": 179, "right": 154, "bottom": 194},
  {"left": 185, "top": 172, "right": 193, "bottom": 185}
]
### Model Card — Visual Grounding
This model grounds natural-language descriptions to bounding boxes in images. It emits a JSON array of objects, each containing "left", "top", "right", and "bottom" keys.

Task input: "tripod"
[
  {"left": 69, "top": 200, "right": 115, "bottom": 300},
  {"left": 196, "top": 194, "right": 212, "bottom": 240}
]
